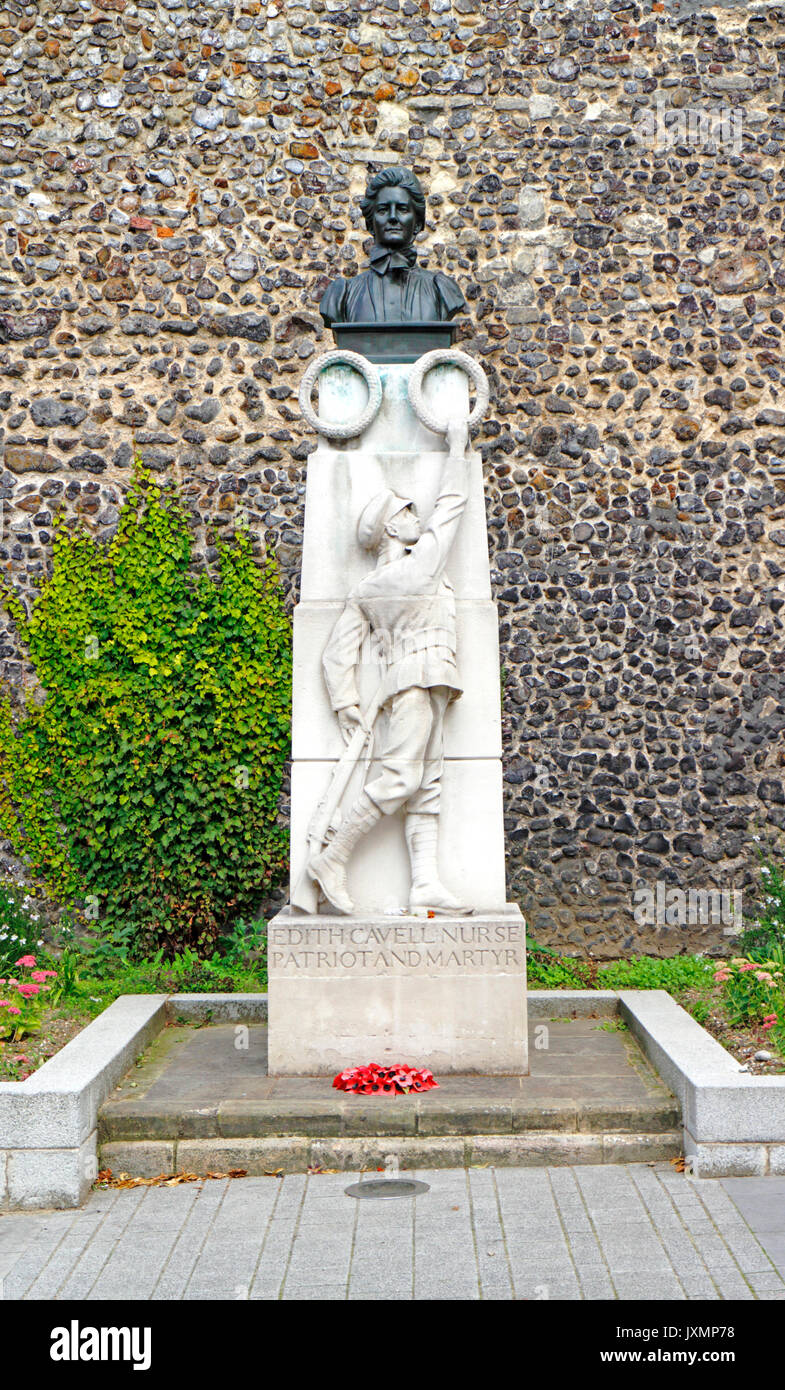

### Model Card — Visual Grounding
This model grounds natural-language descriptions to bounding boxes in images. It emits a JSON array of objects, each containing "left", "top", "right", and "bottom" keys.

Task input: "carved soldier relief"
[{"left": 295, "top": 419, "right": 472, "bottom": 917}]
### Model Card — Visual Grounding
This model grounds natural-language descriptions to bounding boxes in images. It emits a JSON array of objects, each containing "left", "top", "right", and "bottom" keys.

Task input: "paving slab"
[
  {"left": 3, "top": 1164, "right": 785, "bottom": 1300},
  {"left": 720, "top": 1176, "right": 785, "bottom": 1272}
]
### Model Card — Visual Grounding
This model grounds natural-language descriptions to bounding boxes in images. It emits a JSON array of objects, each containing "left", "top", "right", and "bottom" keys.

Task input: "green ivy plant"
[{"left": 0, "top": 463, "right": 292, "bottom": 957}]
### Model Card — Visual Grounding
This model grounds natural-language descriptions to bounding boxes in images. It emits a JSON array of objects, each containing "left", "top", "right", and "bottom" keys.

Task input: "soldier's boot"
[
  {"left": 308, "top": 792, "right": 382, "bottom": 915},
  {"left": 405, "top": 812, "right": 470, "bottom": 914}
]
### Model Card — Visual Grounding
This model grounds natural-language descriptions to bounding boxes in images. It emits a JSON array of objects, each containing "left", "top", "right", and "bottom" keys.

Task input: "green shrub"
[
  {"left": 527, "top": 955, "right": 591, "bottom": 989},
  {"left": 711, "top": 957, "right": 783, "bottom": 1030},
  {"left": 597, "top": 956, "right": 714, "bottom": 993},
  {"left": 526, "top": 942, "right": 716, "bottom": 997},
  {"left": 54, "top": 946, "right": 267, "bottom": 1009},
  {"left": 0, "top": 882, "right": 46, "bottom": 972},
  {"left": 741, "top": 844, "right": 785, "bottom": 964},
  {"left": 215, "top": 915, "right": 267, "bottom": 967},
  {"left": 110, "top": 946, "right": 264, "bottom": 995},
  {"left": 0, "top": 465, "right": 292, "bottom": 957},
  {"left": 688, "top": 998, "right": 710, "bottom": 1027},
  {"left": 525, "top": 939, "right": 593, "bottom": 989}
]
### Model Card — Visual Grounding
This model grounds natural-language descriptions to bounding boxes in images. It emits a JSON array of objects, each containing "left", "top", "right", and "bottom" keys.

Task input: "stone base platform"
[
  {"left": 267, "top": 905, "right": 528, "bottom": 1076},
  {"left": 98, "top": 1017, "right": 681, "bottom": 1177}
]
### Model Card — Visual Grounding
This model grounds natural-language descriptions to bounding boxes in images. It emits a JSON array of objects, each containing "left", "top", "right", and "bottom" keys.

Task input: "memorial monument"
[{"left": 267, "top": 167, "right": 528, "bottom": 1076}]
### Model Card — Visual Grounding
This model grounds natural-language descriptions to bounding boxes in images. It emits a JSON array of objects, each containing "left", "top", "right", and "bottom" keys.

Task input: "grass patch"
[{"left": 527, "top": 945, "right": 713, "bottom": 995}]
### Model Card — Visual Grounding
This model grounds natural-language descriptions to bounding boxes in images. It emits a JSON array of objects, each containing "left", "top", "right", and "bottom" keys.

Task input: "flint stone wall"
[{"left": 0, "top": 0, "right": 784, "bottom": 954}]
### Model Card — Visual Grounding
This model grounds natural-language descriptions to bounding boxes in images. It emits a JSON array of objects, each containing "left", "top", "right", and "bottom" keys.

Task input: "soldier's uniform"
[{"left": 322, "top": 485, "right": 466, "bottom": 818}]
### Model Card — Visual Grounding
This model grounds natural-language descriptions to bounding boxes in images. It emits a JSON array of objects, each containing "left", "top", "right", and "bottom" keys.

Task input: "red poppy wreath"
[{"left": 332, "top": 1063, "right": 438, "bottom": 1095}]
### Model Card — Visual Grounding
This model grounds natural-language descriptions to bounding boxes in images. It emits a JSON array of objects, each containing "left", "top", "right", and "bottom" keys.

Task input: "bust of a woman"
[{"left": 319, "top": 166, "right": 466, "bottom": 328}]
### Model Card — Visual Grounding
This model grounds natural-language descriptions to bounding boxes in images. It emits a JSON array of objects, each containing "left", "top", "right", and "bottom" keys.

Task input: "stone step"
[
  {"left": 99, "top": 1094, "right": 681, "bottom": 1143},
  {"left": 99, "top": 1130, "right": 683, "bottom": 1178},
  {"left": 98, "top": 1017, "right": 682, "bottom": 1178}
]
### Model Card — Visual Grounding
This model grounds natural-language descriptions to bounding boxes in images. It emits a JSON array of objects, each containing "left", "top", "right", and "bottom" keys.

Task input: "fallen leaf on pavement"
[{"left": 94, "top": 1167, "right": 249, "bottom": 1189}]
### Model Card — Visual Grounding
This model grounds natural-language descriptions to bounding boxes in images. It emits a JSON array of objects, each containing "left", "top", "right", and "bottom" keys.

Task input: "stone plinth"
[{"left": 267, "top": 905, "right": 528, "bottom": 1075}]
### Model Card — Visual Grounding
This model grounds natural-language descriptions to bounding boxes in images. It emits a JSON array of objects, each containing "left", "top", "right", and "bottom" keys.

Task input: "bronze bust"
[{"left": 319, "top": 167, "right": 466, "bottom": 328}]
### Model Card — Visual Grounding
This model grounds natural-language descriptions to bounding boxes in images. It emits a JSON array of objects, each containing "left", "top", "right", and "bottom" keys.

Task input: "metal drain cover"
[{"left": 344, "top": 1178, "right": 430, "bottom": 1200}]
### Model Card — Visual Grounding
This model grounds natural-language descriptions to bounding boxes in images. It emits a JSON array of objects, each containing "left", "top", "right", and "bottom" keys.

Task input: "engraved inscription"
[{"left": 268, "top": 920, "right": 525, "bottom": 976}]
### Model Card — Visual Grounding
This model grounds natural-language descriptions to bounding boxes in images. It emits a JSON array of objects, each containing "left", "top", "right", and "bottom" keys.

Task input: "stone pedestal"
[
  {"left": 268, "top": 907, "right": 527, "bottom": 1075},
  {"left": 268, "top": 355, "right": 528, "bottom": 1075}
]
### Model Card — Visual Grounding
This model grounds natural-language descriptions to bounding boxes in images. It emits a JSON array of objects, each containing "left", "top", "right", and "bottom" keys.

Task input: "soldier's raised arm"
[
  {"left": 404, "top": 415, "right": 471, "bottom": 583},
  {"left": 442, "top": 417, "right": 470, "bottom": 493}
]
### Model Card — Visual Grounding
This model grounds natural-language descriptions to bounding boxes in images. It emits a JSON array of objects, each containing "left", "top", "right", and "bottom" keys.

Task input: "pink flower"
[
  {"left": 738, "top": 962, "right": 757, "bottom": 972},
  {"left": 713, "top": 970, "right": 731, "bottom": 982},
  {"left": 754, "top": 971, "right": 773, "bottom": 983},
  {"left": 15, "top": 955, "right": 36, "bottom": 969},
  {"left": 0, "top": 1001, "right": 7, "bottom": 1009},
  {"left": 31, "top": 970, "right": 48, "bottom": 983},
  {"left": 16, "top": 982, "right": 40, "bottom": 998},
  {"left": 7, "top": 1006, "right": 20, "bottom": 1016}
]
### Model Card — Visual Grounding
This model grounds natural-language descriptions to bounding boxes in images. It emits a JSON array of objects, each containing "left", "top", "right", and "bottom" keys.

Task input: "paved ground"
[{"left": 2, "top": 1165, "right": 785, "bottom": 1300}]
